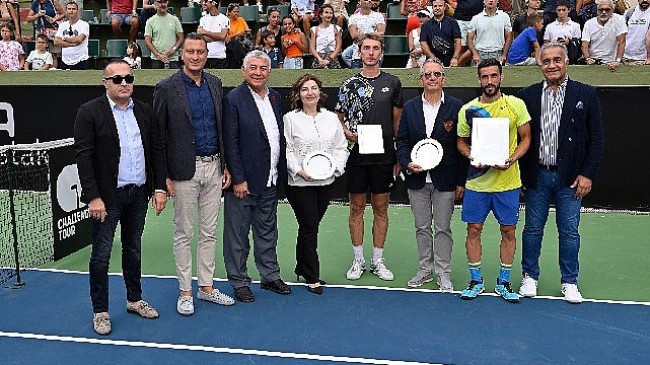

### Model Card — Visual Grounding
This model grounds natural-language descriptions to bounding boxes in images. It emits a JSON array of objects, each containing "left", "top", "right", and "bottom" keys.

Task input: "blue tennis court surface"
[{"left": 2, "top": 270, "right": 649, "bottom": 365}]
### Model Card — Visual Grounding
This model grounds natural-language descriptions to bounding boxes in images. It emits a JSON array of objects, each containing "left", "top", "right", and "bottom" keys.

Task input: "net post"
[{"left": 7, "top": 148, "right": 25, "bottom": 288}]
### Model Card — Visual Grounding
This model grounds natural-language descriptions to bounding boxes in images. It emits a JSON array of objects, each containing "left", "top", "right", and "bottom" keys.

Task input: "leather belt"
[
  {"left": 196, "top": 154, "right": 220, "bottom": 162},
  {"left": 118, "top": 184, "right": 142, "bottom": 190},
  {"left": 539, "top": 164, "right": 558, "bottom": 171}
]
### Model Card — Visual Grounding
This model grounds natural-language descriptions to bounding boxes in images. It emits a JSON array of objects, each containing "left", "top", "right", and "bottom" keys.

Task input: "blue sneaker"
[
  {"left": 495, "top": 280, "right": 520, "bottom": 303},
  {"left": 460, "top": 280, "right": 485, "bottom": 300}
]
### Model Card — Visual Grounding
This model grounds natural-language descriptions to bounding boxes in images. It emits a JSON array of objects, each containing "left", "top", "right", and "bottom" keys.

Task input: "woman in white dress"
[{"left": 283, "top": 74, "right": 349, "bottom": 295}]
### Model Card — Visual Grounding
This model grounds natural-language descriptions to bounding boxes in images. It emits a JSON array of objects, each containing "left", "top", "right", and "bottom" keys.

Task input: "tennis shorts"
[
  {"left": 461, "top": 188, "right": 520, "bottom": 226},
  {"left": 346, "top": 163, "right": 394, "bottom": 194}
]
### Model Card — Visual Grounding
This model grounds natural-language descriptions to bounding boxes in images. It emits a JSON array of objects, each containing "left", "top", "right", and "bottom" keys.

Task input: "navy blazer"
[
  {"left": 223, "top": 82, "right": 287, "bottom": 194},
  {"left": 517, "top": 79, "right": 604, "bottom": 189},
  {"left": 396, "top": 93, "right": 467, "bottom": 191},
  {"left": 153, "top": 70, "right": 226, "bottom": 181},
  {"left": 74, "top": 95, "right": 166, "bottom": 205}
]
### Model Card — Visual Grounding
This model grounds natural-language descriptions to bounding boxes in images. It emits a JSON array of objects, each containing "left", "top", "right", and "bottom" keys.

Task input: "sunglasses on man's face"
[
  {"left": 598, "top": 7, "right": 612, "bottom": 12},
  {"left": 422, "top": 71, "right": 444, "bottom": 80},
  {"left": 104, "top": 74, "right": 135, "bottom": 84}
]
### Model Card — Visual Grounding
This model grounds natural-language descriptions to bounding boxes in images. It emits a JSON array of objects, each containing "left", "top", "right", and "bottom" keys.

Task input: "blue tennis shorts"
[{"left": 461, "top": 188, "right": 520, "bottom": 226}]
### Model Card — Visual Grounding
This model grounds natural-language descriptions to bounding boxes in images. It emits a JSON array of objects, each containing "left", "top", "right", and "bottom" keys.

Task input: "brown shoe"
[
  {"left": 126, "top": 300, "right": 159, "bottom": 319},
  {"left": 93, "top": 312, "right": 111, "bottom": 335}
]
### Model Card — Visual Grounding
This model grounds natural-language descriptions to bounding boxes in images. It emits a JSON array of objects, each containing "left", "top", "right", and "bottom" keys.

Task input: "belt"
[
  {"left": 539, "top": 164, "right": 558, "bottom": 171},
  {"left": 196, "top": 154, "right": 220, "bottom": 162},
  {"left": 118, "top": 183, "right": 142, "bottom": 190}
]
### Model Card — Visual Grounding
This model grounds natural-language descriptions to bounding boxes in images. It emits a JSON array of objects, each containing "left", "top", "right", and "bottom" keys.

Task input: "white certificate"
[
  {"left": 357, "top": 124, "right": 384, "bottom": 154},
  {"left": 471, "top": 118, "right": 509, "bottom": 166}
]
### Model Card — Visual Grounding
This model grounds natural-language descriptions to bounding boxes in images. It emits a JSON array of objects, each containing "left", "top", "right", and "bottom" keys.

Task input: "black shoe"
[
  {"left": 307, "top": 285, "right": 323, "bottom": 295},
  {"left": 261, "top": 279, "right": 292, "bottom": 295},
  {"left": 296, "top": 274, "right": 326, "bottom": 285},
  {"left": 234, "top": 286, "right": 255, "bottom": 302}
]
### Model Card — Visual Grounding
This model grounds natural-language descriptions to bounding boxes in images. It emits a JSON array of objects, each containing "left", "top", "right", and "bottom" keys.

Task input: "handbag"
[{"left": 431, "top": 35, "right": 452, "bottom": 55}]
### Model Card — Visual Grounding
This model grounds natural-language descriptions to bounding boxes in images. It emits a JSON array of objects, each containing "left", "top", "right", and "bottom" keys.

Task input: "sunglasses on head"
[
  {"left": 422, "top": 71, "right": 444, "bottom": 79},
  {"left": 104, "top": 74, "right": 135, "bottom": 84}
]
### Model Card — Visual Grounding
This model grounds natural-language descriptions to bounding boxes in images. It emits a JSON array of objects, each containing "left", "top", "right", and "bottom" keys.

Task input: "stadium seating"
[
  {"left": 180, "top": 6, "right": 201, "bottom": 24},
  {"left": 106, "top": 39, "right": 129, "bottom": 58},
  {"left": 239, "top": 5, "right": 259, "bottom": 22},
  {"left": 386, "top": 4, "right": 406, "bottom": 20},
  {"left": 383, "top": 35, "right": 408, "bottom": 56},
  {"left": 136, "top": 39, "right": 151, "bottom": 57},
  {"left": 81, "top": 9, "right": 94, "bottom": 22}
]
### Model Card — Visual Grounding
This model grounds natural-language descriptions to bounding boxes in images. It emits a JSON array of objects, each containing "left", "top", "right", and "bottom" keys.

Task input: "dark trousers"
[
  {"left": 285, "top": 184, "right": 333, "bottom": 284},
  {"left": 205, "top": 58, "right": 228, "bottom": 69},
  {"left": 223, "top": 186, "right": 281, "bottom": 288},
  {"left": 150, "top": 60, "right": 180, "bottom": 69},
  {"left": 89, "top": 185, "right": 148, "bottom": 313},
  {"left": 61, "top": 59, "right": 89, "bottom": 70}
]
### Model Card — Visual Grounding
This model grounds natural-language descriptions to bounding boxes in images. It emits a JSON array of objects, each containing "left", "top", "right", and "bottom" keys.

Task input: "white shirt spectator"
[
  {"left": 26, "top": 50, "right": 53, "bottom": 70},
  {"left": 582, "top": 14, "right": 627, "bottom": 63},
  {"left": 543, "top": 18, "right": 581, "bottom": 42},
  {"left": 199, "top": 12, "right": 229, "bottom": 59},
  {"left": 55, "top": 18, "right": 89, "bottom": 65},
  {"left": 469, "top": 9, "right": 512, "bottom": 53},
  {"left": 624, "top": 6, "right": 650, "bottom": 60},
  {"left": 348, "top": 11, "right": 385, "bottom": 60}
]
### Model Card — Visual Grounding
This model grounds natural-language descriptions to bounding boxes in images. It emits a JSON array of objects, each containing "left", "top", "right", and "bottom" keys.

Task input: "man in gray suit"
[{"left": 154, "top": 33, "right": 234, "bottom": 316}]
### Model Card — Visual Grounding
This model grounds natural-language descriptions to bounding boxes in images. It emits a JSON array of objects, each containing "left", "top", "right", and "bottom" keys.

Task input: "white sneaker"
[
  {"left": 370, "top": 258, "right": 394, "bottom": 281},
  {"left": 519, "top": 274, "right": 538, "bottom": 297},
  {"left": 197, "top": 289, "right": 235, "bottom": 306},
  {"left": 346, "top": 258, "right": 366, "bottom": 280},
  {"left": 436, "top": 273, "right": 454, "bottom": 293},
  {"left": 177, "top": 295, "right": 194, "bottom": 315},
  {"left": 561, "top": 283, "right": 583, "bottom": 304}
]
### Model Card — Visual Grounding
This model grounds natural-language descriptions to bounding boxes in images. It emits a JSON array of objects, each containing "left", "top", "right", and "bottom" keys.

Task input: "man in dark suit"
[
  {"left": 517, "top": 43, "right": 604, "bottom": 303},
  {"left": 153, "top": 33, "right": 234, "bottom": 316},
  {"left": 222, "top": 50, "right": 290, "bottom": 303},
  {"left": 396, "top": 59, "right": 466, "bottom": 292},
  {"left": 74, "top": 60, "right": 167, "bottom": 335}
]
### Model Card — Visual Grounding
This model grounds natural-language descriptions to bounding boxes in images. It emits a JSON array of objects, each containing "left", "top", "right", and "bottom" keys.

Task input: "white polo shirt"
[
  {"left": 543, "top": 18, "right": 581, "bottom": 42},
  {"left": 582, "top": 14, "right": 627, "bottom": 63},
  {"left": 468, "top": 9, "right": 512, "bottom": 53}
]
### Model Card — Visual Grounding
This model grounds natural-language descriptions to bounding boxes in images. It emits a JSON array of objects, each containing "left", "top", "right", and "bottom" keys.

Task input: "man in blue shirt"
[
  {"left": 154, "top": 33, "right": 235, "bottom": 316},
  {"left": 420, "top": 0, "right": 462, "bottom": 67},
  {"left": 507, "top": 13, "right": 544, "bottom": 65}
]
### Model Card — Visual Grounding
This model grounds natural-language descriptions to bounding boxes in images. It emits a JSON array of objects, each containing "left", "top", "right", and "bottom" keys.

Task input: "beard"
[{"left": 482, "top": 82, "right": 501, "bottom": 98}]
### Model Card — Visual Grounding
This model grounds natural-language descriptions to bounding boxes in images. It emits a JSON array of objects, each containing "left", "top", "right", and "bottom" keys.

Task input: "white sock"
[
  {"left": 372, "top": 247, "right": 383, "bottom": 263},
  {"left": 353, "top": 245, "right": 364, "bottom": 260}
]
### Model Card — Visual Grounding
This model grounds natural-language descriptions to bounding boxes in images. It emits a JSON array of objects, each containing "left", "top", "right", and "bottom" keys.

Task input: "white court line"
[
  {"left": 30, "top": 268, "right": 650, "bottom": 306},
  {"left": 0, "top": 331, "right": 442, "bottom": 365}
]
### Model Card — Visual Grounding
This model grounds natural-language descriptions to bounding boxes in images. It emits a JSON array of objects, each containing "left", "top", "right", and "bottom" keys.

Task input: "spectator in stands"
[
  {"left": 27, "top": 0, "right": 65, "bottom": 68},
  {"left": 1, "top": 0, "right": 20, "bottom": 41},
  {"left": 405, "top": 9, "right": 429, "bottom": 68},
  {"left": 261, "top": 28, "right": 284, "bottom": 67},
  {"left": 346, "top": 0, "right": 385, "bottom": 68},
  {"left": 507, "top": 13, "right": 543, "bottom": 65},
  {"left": 197, "top": 0, "right": 229, "bottom": 69},
  {"left": 622, "top": 0, "right": 650, "bottom": 65},
  {"left": 467, "top": 0, "right": 513, "bottom": 65},
  {"left": 579, "top": 0, "right": 598, "bottom": 24},
  {"left": 75, "top": 59, "right": 167, "bottom": 335},
  {"left": 452, "top": 0, "right": 484, "bottom": 66},
  {"left": 544, "top": 0, "right": 581, "bottom": 45},
  {"left": 283, "top": 73, "right": 349, "bottom": 295},
  {"left": 255, "top": 6, "right": 282, "bottom": 50},
  {"left": 281, "top": 15, "right": 307, "bottom": 68},
  {"left": 226, "top": 3, "right": 250, "bottom": 41},
  {"left": 400, "top": 0, "right": 428, "bottom": 36},
  {"left": 517, "top": 43, "right": 604, "bottom": 304},
  {"left": 291, "top": 0, "right": 315, "bottom": 36},
  {"left": 24, "top": 34, "right": 53, "bottom": 70},
  {"left": 512, "top": 0, "right": 541, "bottom": 38},
  {"left": 324, "top": 0, "right": 348, "bottom": 27},
  {"left": 54, "top": 1, "right": 90, "bottom": 70},
  {"left": 396, "top": 59, "right": 465, "bottom": 291},
  {"left": 420, "top": 0, "right": 462, "bottom": 67},
  {"left": 144, "top": 0, "right": 184, "bottom": 69},
  {"left": 107, "top": 0, "right": 140, "bottom": 42},
  {"left": 123, "top": 41, "right": 142, "bottom": 69},
  {"left": 310, "top": 4, "right": 342, "bottom": 69},
  {"left": 0, "top": 23, "right": 23, "bottom": 71},
  {"left": 456, "top": 58, "right": 531, "bottom": 303},
  {"left": 222, "top": 50, "right": 292, "bottom": 303},
  {"left": 336, "top": 32, "right": 404, "bottom": 283},
  {"left": 543, "top": 0, "right": 580, "bottom": 24},
  {"left": 242, "top": 0, "right": 264, "bottom": 14},
  {"left": 581, "top": 0, "right": 627, "bottom": 71},
  {"left": 153, "top": 33, "right": 235, "bottom": 316},
  {"left": 140, "top": 0, "right": 156, "bottom": 37}
]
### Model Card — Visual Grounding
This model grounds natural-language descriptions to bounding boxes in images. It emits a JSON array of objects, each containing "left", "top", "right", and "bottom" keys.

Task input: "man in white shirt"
[
  {"left": 543, "top": 0, "right": 581, "bottom": 44},
  {"left": 623, "top": 0, "right": 650, "bottom": 64},
  {"left": 347, "top": 0, "right": 385, "bottom": 68},
  {"left": 54, "top": 1, "right": 89, "bottom": 70},
  {"left": 581, "top": 0, "right": 627, "bottom": 71},
  {"left": 467, "top": 0, "right": 513, "bottom": 65},
  {"left": 197, "top": 0, "right": 229, "bottom": 68}
]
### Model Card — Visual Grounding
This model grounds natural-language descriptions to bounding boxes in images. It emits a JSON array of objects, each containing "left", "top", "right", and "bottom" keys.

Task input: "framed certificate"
[
  {"left": 470, "top": 118, "right": 509, "bottom": 166},
  {"left": 357, "top": 125, "right": 384, "bottom": 154}
]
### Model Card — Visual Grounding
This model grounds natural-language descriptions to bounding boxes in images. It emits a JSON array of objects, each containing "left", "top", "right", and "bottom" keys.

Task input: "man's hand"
[
  {"left": 450, "top": 58, "right": 458, "bottom": 67},
  {"left": 222, "top": 168, "right": 232, "bottom": 189},
  {"left": 393, "top": 163, "right": 401, "bottom": 178},
  {"left": 607, "top": 60, "right": 620, "bottom": 72},
  {"left": 571, "top": 175, "right": 592, "bottom": 198},
  {"left": 152, "top": 192, "right": 167, "bottom": 215},
  {"left": 455, "top": 185, "right": 465, "bottom": 201},
  {"left": 343, "top": 129, "right": 358, "bottom": 142},
  {"left": 407, "top": 162, "right": 423, "bottom": 174},
  {"left": 165, "top": 178, "right": 175, "bottom": 197},
  {"left": 88, "top": 197, "right": 107, "bottom": 222},
  {"left": 498, "top": 55, "right": 507, "bottom": 65},
  {"left": 494, "top": 157, "right": 514, "bottom": 170},
  {"left": 234, "top": 181, "right": 249, "bottom": 199}
]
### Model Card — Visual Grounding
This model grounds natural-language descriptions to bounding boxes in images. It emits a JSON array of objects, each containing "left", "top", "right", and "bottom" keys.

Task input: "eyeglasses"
[
  {"left": 598, "top": 7, "right": 612, "bottom": 12},
  {"left": 422, "top": 71, "right": 444, "bottom": 79},
  {"left": 104, "top": 74, "right": 135, "bottom": 84}
]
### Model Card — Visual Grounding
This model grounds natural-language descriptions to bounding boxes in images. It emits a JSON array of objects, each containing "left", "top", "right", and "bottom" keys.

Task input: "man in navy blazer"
[
  {"left": 396, "top": 59, "right": 467, "bottom": 292},
  {"left": 153, "top": 33, "right": 234, "bottom": 316},
  {"left": 222, "top": 50, "right": 290, "bottom": 303},
  {"left": 517, "top": 43, "right": 604, "bottom": 303},
  {"left": 75, "top": 60, "right": 166, "bottom": 335}
]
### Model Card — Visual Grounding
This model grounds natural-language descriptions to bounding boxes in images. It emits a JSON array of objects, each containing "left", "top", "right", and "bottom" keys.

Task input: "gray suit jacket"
[{"left": 153, "top": 69, "right": 226, "bottom": 181}]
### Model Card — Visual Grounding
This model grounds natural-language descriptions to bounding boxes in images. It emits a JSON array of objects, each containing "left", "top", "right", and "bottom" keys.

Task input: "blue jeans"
[
  {"left": 89, "top": 185, "right": 148, "bottom": 313},
  {"left": 521, "top": 168, "right": 582, "bottom": 284}
]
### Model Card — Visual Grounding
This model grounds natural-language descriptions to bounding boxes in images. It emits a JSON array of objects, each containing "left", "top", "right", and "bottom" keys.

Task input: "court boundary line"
[
  {"left": 22, "top": 268, "right": 650, "bottom": 306},
  {"left": 0, "top": 331, "right": 442, "bottom": 365}
]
